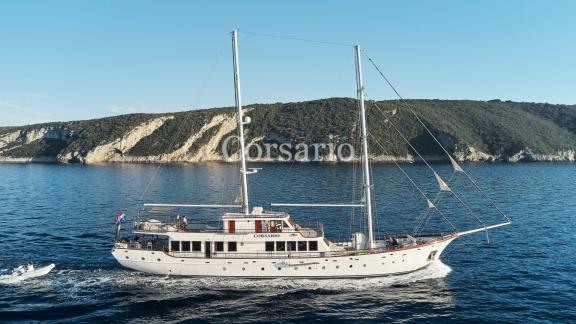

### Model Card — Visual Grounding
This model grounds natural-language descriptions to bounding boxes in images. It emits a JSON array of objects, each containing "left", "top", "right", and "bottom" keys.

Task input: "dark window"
[
  {"left": 215, "top": 241, "right": 224, "bottom": 252},
  {"left": 228, "top": 241, "right": 237, "bottom": 252},
  {"left": 192, "top": 241, "right": 201, "bottom": 252},
  {"left": 287, "top": 241, "right": 297, "bottom": 251},
  {"left": 265, "top": 241, "right": 275, "bottom": 252},
  {"left": 181, "top": 241, "right": 191, "bottom": 252},
  {"left": 309, "top": 241, "right": 318, "bottom": 251},
  {"left": 298, "top": 241, "right": 307, "bottom": 251},
  {"left": 171, "top": 240, "right": 180, "bottom": 252},
  {"left": 276, "top": 241, "right": 286, "bottom": 251}
]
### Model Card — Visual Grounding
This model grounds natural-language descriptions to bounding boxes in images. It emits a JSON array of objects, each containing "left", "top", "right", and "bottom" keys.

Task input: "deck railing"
[{"left": 131, "top": 220, "right": 324, "bottom": 238}]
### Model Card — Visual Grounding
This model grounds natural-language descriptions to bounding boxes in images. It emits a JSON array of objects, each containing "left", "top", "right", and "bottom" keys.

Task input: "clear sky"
[{"left": 1, "top": 0, "right": 575, "bottom": 126}]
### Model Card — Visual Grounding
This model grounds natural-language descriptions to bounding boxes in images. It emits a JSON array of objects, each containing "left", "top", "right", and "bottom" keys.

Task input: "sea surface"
[{"left": 0, "top": 163, "right": 574, "bottom": 323}]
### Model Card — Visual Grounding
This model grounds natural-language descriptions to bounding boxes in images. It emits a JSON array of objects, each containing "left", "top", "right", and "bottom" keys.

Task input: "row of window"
[
  {"left": 170, "top": 240, "right": 319, "bottom": 253},
  {"left": 170, "top": 241, "right": 237, "bottom": 252},
  {"left": 265, "top": 241, "right": 318, "bottom": 252}
]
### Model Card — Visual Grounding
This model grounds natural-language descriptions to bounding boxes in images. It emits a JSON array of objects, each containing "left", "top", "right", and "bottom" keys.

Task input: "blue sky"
[{"left": 1, "top": 0, "right": 575, "bottom": 126}]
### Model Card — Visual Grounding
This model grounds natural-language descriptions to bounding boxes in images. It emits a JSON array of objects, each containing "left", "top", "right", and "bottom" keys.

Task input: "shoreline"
[{"left": 1, "top": 156, "right": 574, "bottom": 165}]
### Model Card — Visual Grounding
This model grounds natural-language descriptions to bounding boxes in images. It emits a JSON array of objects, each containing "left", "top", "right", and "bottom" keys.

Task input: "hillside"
[{"left": 1, "top": 98, "right": 575, "bottom": 163}]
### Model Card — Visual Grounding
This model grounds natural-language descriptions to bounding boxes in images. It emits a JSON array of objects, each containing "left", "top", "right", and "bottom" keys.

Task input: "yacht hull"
[{"left": 112, "top": 236, "right": 455, "bottom": 278}]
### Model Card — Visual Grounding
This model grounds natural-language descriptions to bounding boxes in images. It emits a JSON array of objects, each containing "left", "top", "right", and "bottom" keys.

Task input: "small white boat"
[{"left": 0, "top": 264, "right": 55, "bottom": 284}]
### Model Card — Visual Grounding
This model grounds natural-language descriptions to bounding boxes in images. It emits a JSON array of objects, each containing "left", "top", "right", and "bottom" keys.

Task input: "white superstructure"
[{"left": 112, "top": 30, "right": 510, "bottom": 278}]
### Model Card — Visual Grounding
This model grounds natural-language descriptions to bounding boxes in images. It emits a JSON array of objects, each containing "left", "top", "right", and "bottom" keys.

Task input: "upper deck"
[{"left": 130, "top": 206, "right": 324, "bottom": 238}]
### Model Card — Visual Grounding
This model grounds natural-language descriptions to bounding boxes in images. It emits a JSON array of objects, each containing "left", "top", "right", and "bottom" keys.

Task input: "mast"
[
  {"left": 232, "top": 30, "right": 250, "bottom": 215},
  {"left": 355, "top": 45, "right": 375, "bottom": 249}
]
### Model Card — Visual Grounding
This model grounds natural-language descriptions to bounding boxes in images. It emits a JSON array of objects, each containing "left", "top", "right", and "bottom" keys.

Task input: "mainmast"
[
  {"left": 355, "top": 45, "right": 375, "bottom": 249},
  {"left": 232, "top": 30, "right": 250, "bottom": 215}
]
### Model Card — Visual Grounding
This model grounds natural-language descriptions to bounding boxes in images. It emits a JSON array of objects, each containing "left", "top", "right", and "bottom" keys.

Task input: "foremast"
[
  {"left": 355, "top": 45, "right": 375, "bottom": 249},
  {"left": 232, "top": 30, "right": 250, "bottom": 216}
]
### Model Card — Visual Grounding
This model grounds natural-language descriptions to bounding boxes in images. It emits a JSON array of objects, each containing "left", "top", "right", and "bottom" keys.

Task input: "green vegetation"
[
  {"left": 5, "top": 138, "right": 68, "bottom": 158},
  {"left": 188, "top": 124, "right": 221, "bottom": 155},
  {"left": 1, "top": 98, "right": 575, "bottom": 161},
  {"left": 127, "top": 108, "right": 233, "bottom": 156},
  {"left": 62, "top": 113, "right": 159, "bottom": 156}
]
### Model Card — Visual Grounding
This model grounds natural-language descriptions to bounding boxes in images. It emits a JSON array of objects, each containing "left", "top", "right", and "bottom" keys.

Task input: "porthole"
[
  {"left": 125, "top": 256, "right": 129, "bottom": 259},
  {"left": 322, "top": 266, "right": 325, "bottom": 269},
  {"left": 349, "top": 265, "right": 353, "bottom": 268},
  {"left": 181, "top": 260, "right": 184, "bottom": 262},
  {"left": 242, "top": 267, "right": 245, "bottom": 271},
  {"left": 402, "top": 260, "right": 405, "bottom": 262},
  {"left": 381, "top": 262, "right": 385, "bottom": 265},
  {"left": 295, "top": 267, "right": 298, "bottom": 270},
  {"left": 223, "top": 267, "right": 226, "bottom": 271},
  {"left": 141, "top": 257, "right": 145, "bottom": 261},
  {"left": 392, "top": 261, "right": 395, "bottom": 264},
  {"left": 253, "top": 261, "right": 256, "bottom": 263},
  {"left": 151, "top": 252, "right": 155, "bottom": 254},
  {"left": 261, "top": 267, "right": 265, "bottom": 271},
  {"left": 308, "top": 267, "right": 312, "bottom": 270},
  {"left": 278, "top": 267, "right": 281, "bottom": 270},
  {"left": 363, "top": 264, "right": 366, "bottom": 267},
  {"left": 157, "top": 258, "right": 161, "bottom": 262},
  {"left": 336, "top": 265, "right": 339, "bottom": 269}
]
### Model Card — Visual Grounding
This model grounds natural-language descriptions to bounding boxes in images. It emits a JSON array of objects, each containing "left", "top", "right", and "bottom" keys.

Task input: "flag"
[{"left": 115, "top": 211, "right": 126, "bottom": 225}]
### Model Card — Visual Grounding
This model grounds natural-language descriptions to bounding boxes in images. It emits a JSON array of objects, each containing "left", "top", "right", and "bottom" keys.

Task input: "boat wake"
[{"left": 21, "top": 260, "right": 451, "bottom": 296}]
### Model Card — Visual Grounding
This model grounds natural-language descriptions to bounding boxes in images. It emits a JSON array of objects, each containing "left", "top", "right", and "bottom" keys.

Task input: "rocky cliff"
[{"left": 1, "top": 98, "right": 575, "bottom": 164}]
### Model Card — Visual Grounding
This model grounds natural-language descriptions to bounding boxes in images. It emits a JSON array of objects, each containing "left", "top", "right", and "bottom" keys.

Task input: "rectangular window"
[
  {"left": 171, "top": 240, "right": 180, "bottom": 252},
  {"left": 298, "top": 241, "right": 307, "bottom": 251},
  {"left": 181, "top": 241, "right": 191, "bottom": 252},
  {"left": 309, "top": 241, "right": 318, "bottom": 251},
  {"left": 276, "top": 241, "right": 286, "bottom": 251},
  {"left": 215, "top": 241, "right": 224, "bottom": 252},
  {"left": 265, "top": 241, "right": 275, "bottom": 252},
  {"left": 192, "top": 241, "right": 201, "bottom": 252},
  {"left": 287, "top": 241, "right": 296, "bottom": 251},
  {"left": 228, "top": 241, "right": 237, "bottom": 252}
]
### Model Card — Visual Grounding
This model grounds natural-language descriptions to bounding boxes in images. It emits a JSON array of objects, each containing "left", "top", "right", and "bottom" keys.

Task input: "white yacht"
[{"left": 112, "top": 30, "right": 511, "bottom": 278}]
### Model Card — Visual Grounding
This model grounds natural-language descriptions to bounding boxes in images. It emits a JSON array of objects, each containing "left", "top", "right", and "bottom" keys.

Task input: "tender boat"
[
  {"left": 0, "top": 264, "right": 55, "bottom": 284},
  {"left": 112, "top": 30, "right": 511, "bottom": 278}
]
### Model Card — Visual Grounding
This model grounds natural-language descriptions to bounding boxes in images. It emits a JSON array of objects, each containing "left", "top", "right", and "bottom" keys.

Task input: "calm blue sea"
[{"left": 0, "top": 163, "right": 574, "bottom": 323}]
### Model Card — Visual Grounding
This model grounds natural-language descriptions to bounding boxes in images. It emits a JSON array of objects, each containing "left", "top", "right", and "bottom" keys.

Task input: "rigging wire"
[
  {"left": 238, "top": 30, "right": 354, "bottom": 48},
  {"left": 364, "top": 53, "right": 510, "bottom": 224},
  {"left": 368, "top": 132, "right": 457, "bottom": 232},
  {"left": 367, "top": 99, "right": 487, "bottom": 236},
  {"left": 136, "top": 38, "right": 229, "bottom": 209},
  {"left": 413, "top": 173, "right": 455, "bottom": 235}
]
